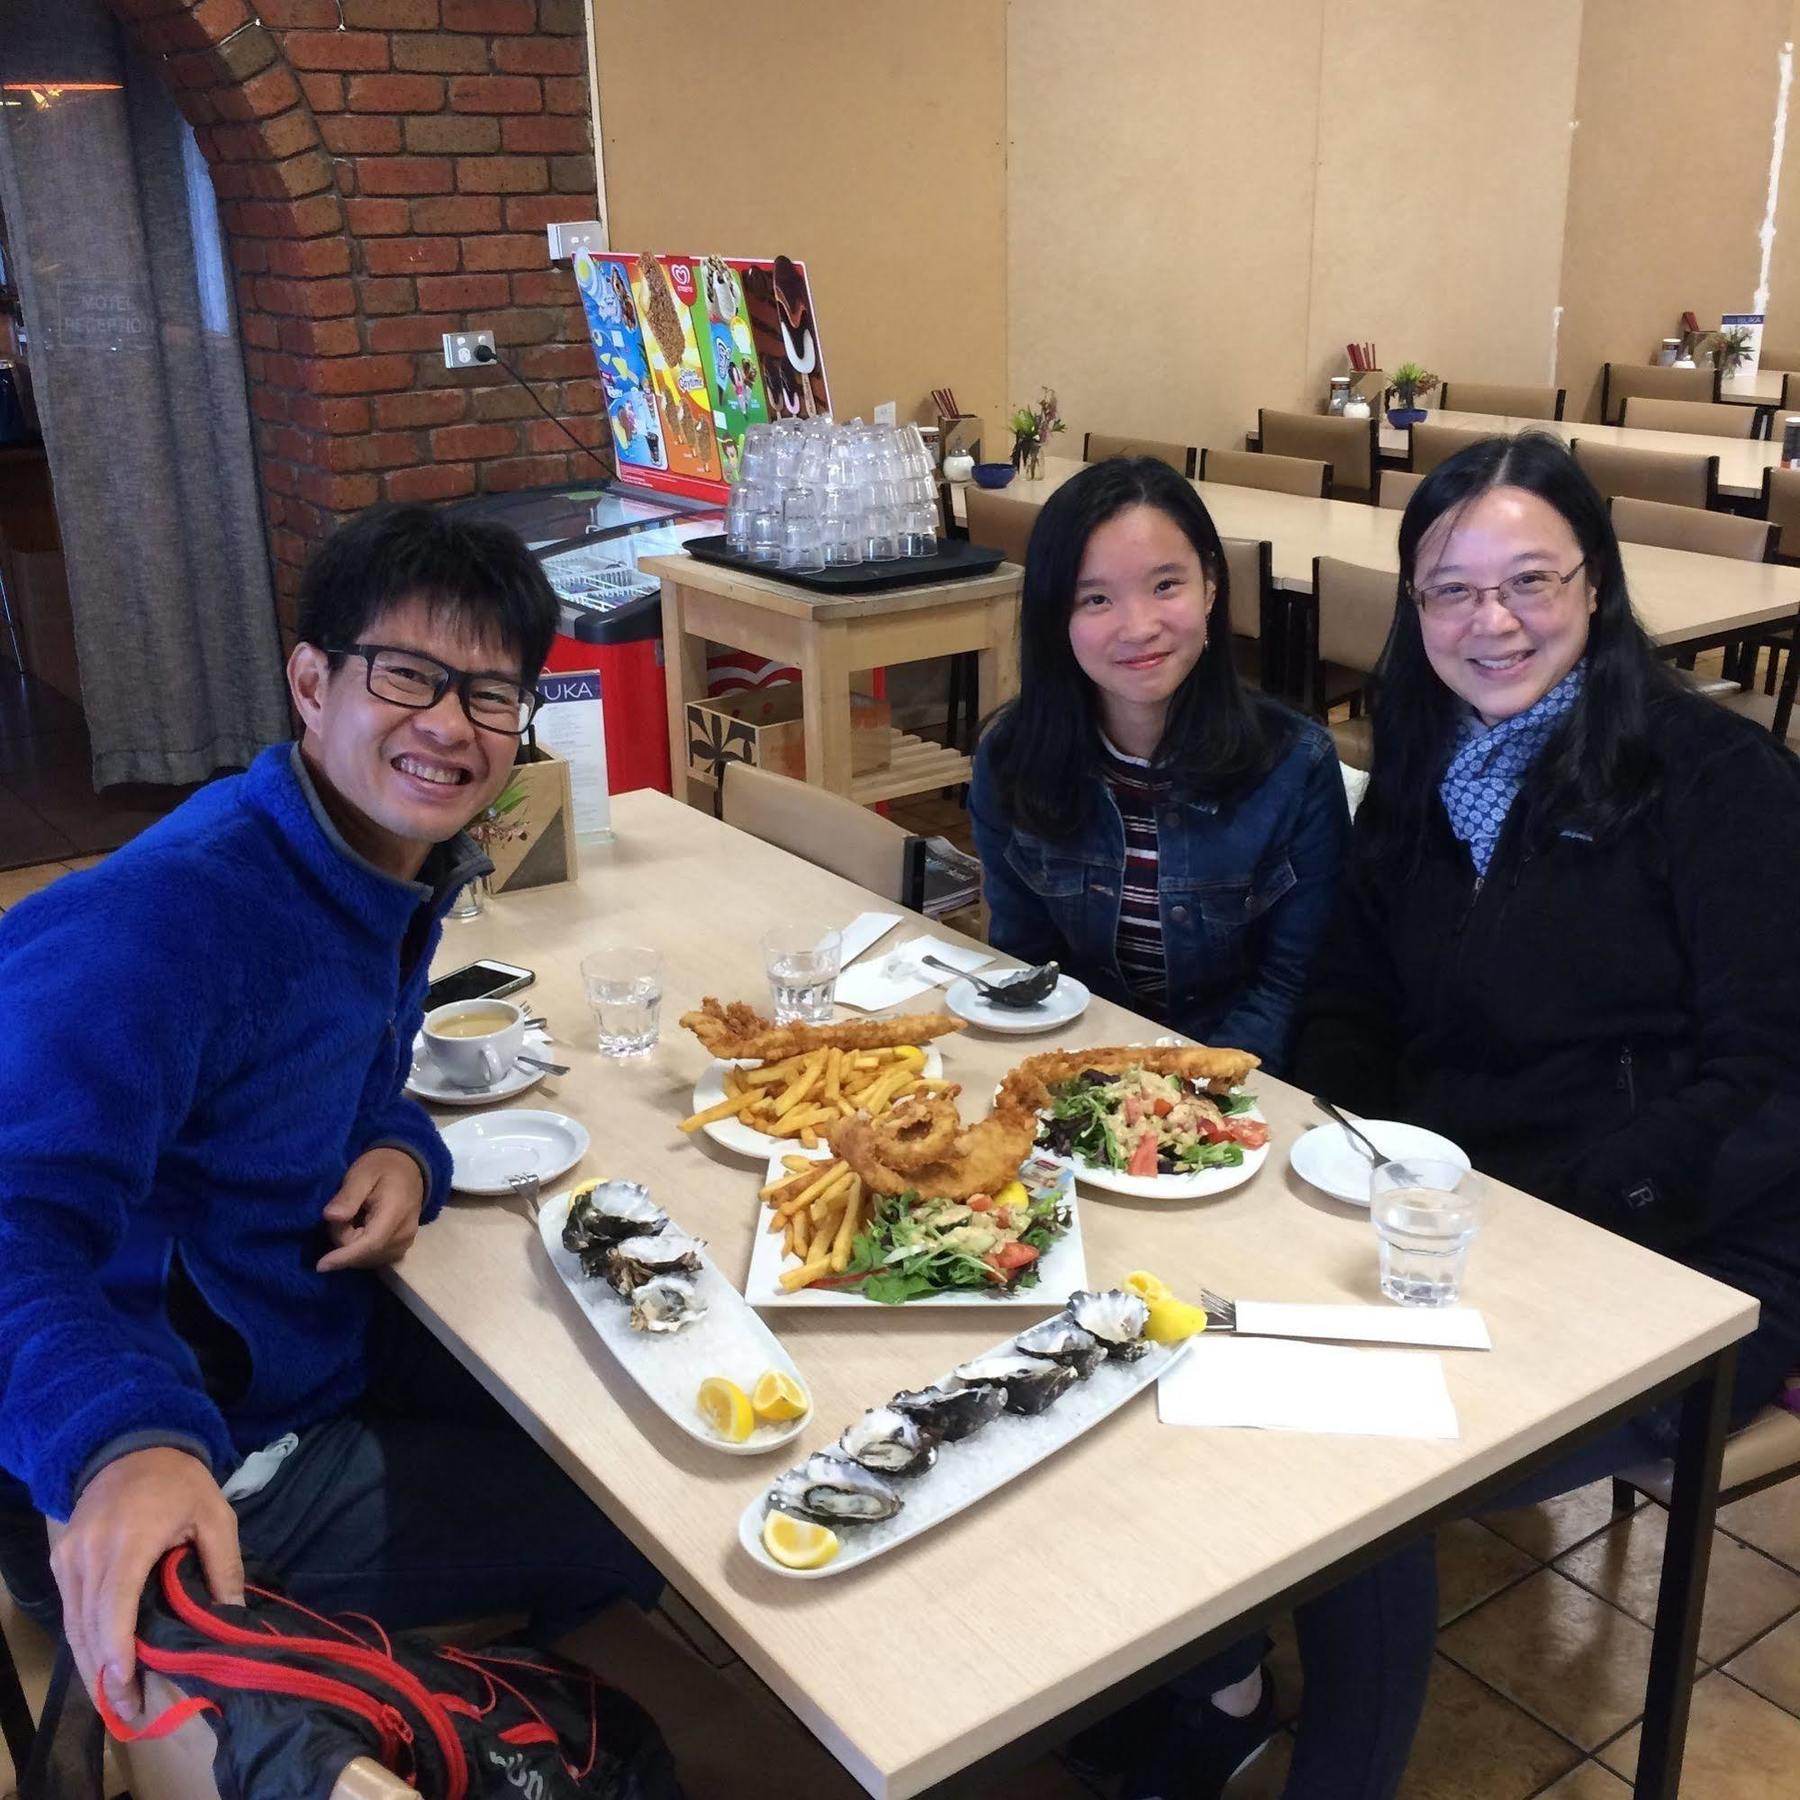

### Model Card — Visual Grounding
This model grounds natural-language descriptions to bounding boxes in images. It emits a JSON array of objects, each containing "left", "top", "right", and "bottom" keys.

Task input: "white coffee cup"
[{"left": 423, "top": 999, "right": 526, "bottom": 1089}]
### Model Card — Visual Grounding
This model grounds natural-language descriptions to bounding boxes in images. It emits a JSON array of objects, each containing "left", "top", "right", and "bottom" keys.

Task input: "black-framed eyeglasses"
[
  {"left": 329, "top": 643, "right": 540, "bottom": 736},
  {"left": 1411, "top": 560, "right": 1587, "bottom": 620}
]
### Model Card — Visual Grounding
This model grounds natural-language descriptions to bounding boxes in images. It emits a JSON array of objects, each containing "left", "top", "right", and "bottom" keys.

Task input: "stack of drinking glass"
[{"left": 724, "top": 418, "right": 942, "bottom": 573}]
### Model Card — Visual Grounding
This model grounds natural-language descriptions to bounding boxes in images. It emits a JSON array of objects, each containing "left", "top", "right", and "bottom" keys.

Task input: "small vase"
[
  {"left": 1012, "top": 440, "right": 1043, "bottom": 481},
  {"left": 447, "top": 874, "right": 489, "bottom": 921}
]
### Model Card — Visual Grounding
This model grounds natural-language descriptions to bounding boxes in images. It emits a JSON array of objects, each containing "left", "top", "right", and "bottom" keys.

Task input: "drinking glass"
[
  {"left": 761, "top": 926, "right": 843, "bottom": 1024},
  {"left": 725, "top": 483, "right": 756, "bottom": 553},
  {"left": 898, "top": 502, "right": 938, "bottom": 558},
  {"left": 822, "top": 485, "right": 864, "bottom": 566},
  {"left": 745, "top": 492, "right": 783, "bottom": 565},
  {"left": 1370, "top": 1161, "right": 1482, "bottom": 1306},
  {"left": 581, "top": 945, "right": 663, "bottom": 1058}
]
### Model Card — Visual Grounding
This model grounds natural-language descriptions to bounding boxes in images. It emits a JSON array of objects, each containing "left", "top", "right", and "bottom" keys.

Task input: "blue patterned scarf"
[{"left": 1438, "top": 663, "right": 1586, "bottom": 875}]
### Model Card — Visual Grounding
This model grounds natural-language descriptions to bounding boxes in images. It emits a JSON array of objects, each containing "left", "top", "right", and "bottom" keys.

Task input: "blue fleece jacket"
[{"left": 0, "top": 744, "right": 485, "bottom": 1519}]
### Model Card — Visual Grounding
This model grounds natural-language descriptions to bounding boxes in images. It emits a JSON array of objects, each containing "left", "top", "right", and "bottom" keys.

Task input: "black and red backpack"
[{"left": 84, "top": 1545, "right": 683, "bottom": 1800}]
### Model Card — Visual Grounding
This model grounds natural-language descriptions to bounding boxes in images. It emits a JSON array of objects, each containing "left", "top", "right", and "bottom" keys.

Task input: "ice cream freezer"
[{"left": 454, "top": 482, "right": 725, "bottom": 796}]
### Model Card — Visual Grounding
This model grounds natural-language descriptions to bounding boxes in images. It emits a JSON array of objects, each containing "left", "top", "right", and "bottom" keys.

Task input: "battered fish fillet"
[
  {"left": 679, "top": 996, "right": 965, "bottom": 1063},
  {"left": 997, "top": 1043, "right": 1260, "bottom": 1114},
  {"left": 828, "top": 1099, "right": 1042, "bottom": 1200}
]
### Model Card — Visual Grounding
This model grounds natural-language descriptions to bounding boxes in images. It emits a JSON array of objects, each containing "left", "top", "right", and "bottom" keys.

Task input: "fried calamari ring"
[{"left": 863, "top": 1090, "right": 963, "bottom": 1173}]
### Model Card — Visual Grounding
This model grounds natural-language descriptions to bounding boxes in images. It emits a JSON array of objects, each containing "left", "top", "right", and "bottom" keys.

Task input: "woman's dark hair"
[
  {"left": 1361, "top": 431, "right": 1683, "bottom": 863},
  {"left": 987, "top": 456, "right": 1277, "bottom": 837},
  {"left": 296, "top": 503, "right": 560, "bottom": 683}
]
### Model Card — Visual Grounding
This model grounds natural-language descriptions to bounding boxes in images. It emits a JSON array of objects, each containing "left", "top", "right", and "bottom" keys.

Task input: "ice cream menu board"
[{"left": 574, "top": 249, "right": 831, "bottom": 502}]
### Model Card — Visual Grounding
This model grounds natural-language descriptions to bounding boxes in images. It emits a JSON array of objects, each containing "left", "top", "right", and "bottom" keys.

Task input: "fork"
[
  {"left": 507, "top": 1172, "right": 542, "bottom": 1221},
  {"left": 1197, "top": 1287, "right": 1238, "bottom": 1332}
]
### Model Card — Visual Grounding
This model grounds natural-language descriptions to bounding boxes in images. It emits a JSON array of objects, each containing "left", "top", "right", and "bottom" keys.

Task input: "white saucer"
[
  {"left": 944, "top": 973, "right": 1090, "bottom": 1035},
  {"left": 1288, "top": 1120, "right": 1471, "bottom": 1207},
  {"left": 406, "top": 1028, "right": 554, "bottom": 1107},
  {"left": 441, "top": 1109, "right": 591, "bottom": 1195}
]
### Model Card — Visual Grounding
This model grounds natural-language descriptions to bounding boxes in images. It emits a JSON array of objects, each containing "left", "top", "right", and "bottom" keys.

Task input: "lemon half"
[
  {"left": 761, "top": 1510, "right": 840, "bottom": 1569},
  {"left": 751, "top": 1369, "right": 809, "bottom": 1423},
  {"left": 1124, "top": 1269, "right": 1173, "bottom": 1303},
  {"left": 696, "top": 1376, "right": 754, "bottom": 1442},
  {"left": 1145, "top": 1295, "right": 1209, "bottom": 1343}
]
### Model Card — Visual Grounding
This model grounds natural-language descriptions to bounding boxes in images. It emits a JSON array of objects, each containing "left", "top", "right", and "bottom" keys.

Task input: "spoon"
[
  {"left": 1312, "top": 1097, "right": 1427, "bottom": 1187},
  {"left": 922, "top": 954, "right": 1061, "bottom": 1009},
  {"left": 516, "top": 1052, "right": 569, "bottom": 1076}
]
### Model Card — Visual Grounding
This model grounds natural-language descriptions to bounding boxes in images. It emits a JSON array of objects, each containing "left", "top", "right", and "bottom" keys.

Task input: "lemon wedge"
[
  {"left": 696, "top": 1376, "right": 754, "bottom": 1442},
  {"left": 1144, "top": 1295, "right": 1209, "bottom": 1343},
  {"left": 751, "top": 1369, "right": 809, "bottom": 1423},
  {"left": 1124, "top": 1269, "right": 1173, "bottom": 1303},
  {"left": 761, "top": 1510, "right": 840, "bottom": 1569},
  {"left": 993, "top": 1179, "right": 1028, "bottom": 1211},
  {"left": 892, "top": 1044, "right": 926, "bottom": 1065}
]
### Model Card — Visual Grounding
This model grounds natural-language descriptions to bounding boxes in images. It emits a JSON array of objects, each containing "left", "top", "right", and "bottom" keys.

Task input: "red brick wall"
[{"left": 102, "top": 0, "right": 606, "bottom": 628}]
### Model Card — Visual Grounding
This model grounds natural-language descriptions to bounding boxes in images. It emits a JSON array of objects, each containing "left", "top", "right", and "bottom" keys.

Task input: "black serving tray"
[{"left": 680, "top": 534, "right": 1007, "bottom": 594}]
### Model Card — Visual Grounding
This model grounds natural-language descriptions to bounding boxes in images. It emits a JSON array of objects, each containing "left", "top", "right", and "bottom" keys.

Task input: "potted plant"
[
  {"left": 1009, "top": 387, "right": 1064, "bottom": 480},
  {"left": 1385, "top": 362, "right": 1438, "bottom": 427}
]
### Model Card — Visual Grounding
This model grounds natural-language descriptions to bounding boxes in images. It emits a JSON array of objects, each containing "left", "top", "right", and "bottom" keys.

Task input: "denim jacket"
[{"left": 969, "top": 707, "right": 1350, "bottom": 1072}]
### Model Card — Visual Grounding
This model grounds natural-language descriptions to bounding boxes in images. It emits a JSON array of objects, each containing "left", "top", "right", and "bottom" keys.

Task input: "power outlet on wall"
[
  {"left": 441, "top": 330, "right": 495, "bottom": 370},
  {"left": 545, "top": 220, "right": 607, "bottom": 261},
  {"left": 873, "top": 401, "right": 897, "bottom": 426}
]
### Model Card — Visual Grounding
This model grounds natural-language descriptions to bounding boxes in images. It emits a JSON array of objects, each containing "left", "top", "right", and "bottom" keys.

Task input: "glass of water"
[
  {"left": 1370, "top": 1161, "right": 1482, "bottom": 1307},
  {"left": 761, "top": 926, "right": 843, "bottom": 1024},
  {"left": 580, "top": 945, "right": 663, "bottom": 1059}
]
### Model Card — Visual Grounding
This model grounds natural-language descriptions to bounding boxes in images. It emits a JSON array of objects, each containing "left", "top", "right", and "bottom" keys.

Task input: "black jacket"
[{"left": 1293, "top": 692, "right": 1800, "bottom": 1393}]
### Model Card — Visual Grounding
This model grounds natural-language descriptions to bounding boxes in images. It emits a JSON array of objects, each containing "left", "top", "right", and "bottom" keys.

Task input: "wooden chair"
[
  {"left": 964, "top": 485, "right": 1040, "bottom": 567},
  {"left": 1199, "top": 446, "right": 1331, "bottom": 499},
  {"left": 1608, "top": 495, "right": 1771, "bottom": 560},
  {"left": 1438, "top": 380, "right": 1565, "bottom": 421},
  {"left": 720, "top": 760, "right": 922, "bottom": 905},
  {"left": 1378, "top": 468, "right": 1424, "bottom": 511},
  {"left": 1408, "top": 421, "right": 1498, "bottom": 477},
  {"left": 1220, "top": 536, "right": 1275, "bottom": 691},
  {"left": 1762, "top": 465, "right": 1800, "bottom": 560},
  {"left": 1306, "top": 557, "right": 1397, "bottom": 763},
  {"left": 1081, "top": 432, "right": 1197, "bottom": 476},
  {"left": 1777, "top": 371, "right": 1800, "bottom": 413},
  {"left": 1613, "top": 1388, "right": 1800, "bottom": 1519},
  {"left": 1259, "top": 410, "right": 1378, "bottom": 503},
  {"left": 1599, "top": 361, "right": 1721, "bottom": 426},
  {"left": 1619, "top": 396, "right": 1759, "bottom": 440},
  {"left": 1570, "top": 439, "right": 1719, "bottom": 511}
]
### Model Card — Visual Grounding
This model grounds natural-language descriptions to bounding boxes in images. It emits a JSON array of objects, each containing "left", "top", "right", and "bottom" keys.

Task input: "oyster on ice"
[
  {"left": 562, "top": 1179, "right": 667, "bottom": 1274},
  {"left": 950, "top": 1351, "right": 1078, "bottom": 1415},
  {"left": 1012, "top": 1315, "right": 1106, "bottom": 1378},
  {"left": 837, "top": 1406, "right": 937, "bottom": 1476},
  {"left": 603, "top": 1228, "right": 704, "bottom": 1296},
  {"left": 767, "top": 1452, "right": 903, "bottom": 1524},
  {"left": 627, "top": 1274, "right": 705, "bottom": 1334},
  {"left": 888, "top": 1383, "right": 1006, "bottom": 1443},
  {"left": 1066, "top": 1288, "right": 1152, "bottom": 1361}
]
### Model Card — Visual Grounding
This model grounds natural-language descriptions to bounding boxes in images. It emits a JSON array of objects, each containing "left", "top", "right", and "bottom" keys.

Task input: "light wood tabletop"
[
  {"left": 392, "top": 790, "right": 1755, "bottom": 1799},
  {"left": 952, "top": 454, "right": 1800, "bottom": 650}
]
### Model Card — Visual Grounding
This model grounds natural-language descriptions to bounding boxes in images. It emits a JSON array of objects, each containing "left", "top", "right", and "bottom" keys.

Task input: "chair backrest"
[
  {"left": 1619, "top": 395, "right": 1758, "bottom": 439},
  {"left": 1438, "top": 380, "right": 1565, "bottom": 421},
  {"left": 1259, "top": 410, "right": 1377, "bottom": 499},
  {"left": 1081, "top": 431, "right": 1197, "bottom": 476},
  {"left": 721, "top": 760, "right": 909, "bottom": 900},
  {"left": 1763, "top": 465, "right": 1800, "bottom": 560},
  {"left": 1571, "top": 439, "right": 1719, "bottom": 510},
  {"left": 1220, "top": 535, "right": 1272, "bottom": 644},
  {"left": 1312, "top": 557, "right": 1397, "bottom": 678},
  {"left": 1200, "top": 446, "right": 1331, "bottom": 499},
  {"left": 1779, "top": 371, "right": 1800, "bottom": 412},
  {"left": 964, "top": 486, "right": 1040, "bottom": 567},
  {"left": 1408, "top": 421, "right": 1498, "bottom": 476},
  {"left": 1378, "top": 468, "right": 1424, "bottom": 511},
  {"left": 1608, "top": 494, "right": 1771, "bottom": 560},
  {"left": 1600, "top": 361, "right": 1720, "bottom": 425}
]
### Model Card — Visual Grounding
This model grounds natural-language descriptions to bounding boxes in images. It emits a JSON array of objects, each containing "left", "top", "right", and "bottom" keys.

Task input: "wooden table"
[
  {"left": 641, "top": 553, "right": 1021, "bottom": 806},
  {"left": 953, "top": 455, "right": 1800, "bottom": 651},
  {"left": 392, "top": 790, "right": 1753, "bottom": 1799}
]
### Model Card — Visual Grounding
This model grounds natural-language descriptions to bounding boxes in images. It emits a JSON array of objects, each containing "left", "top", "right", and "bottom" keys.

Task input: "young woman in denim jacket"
[{"left": 968, "top": 456, "right": 1350, "bottom": 1074}]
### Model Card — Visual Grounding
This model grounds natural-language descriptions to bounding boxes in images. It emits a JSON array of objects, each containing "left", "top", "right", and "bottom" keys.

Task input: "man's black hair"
[{"left": 296, "top": 503, "right": 560, "bottom": 683}]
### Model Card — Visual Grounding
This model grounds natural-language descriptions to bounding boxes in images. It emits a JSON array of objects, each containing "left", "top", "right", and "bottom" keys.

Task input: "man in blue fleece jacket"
[{"left": 0, "top": 504, "right": 656, "bottom": 1720}]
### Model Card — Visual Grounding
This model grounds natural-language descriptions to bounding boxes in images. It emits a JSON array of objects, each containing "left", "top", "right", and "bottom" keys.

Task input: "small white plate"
[
  {"left": 746, "top": 1150, "right": 1087, "bottom": 1308},
  {"left": 944, "top": 973, "right": 1091, "bottom": 1036},
  {"left": 406, "top": 1027, "right": 553, "bottom": 1107},
  {"left": 1042, "top": 1098, "right": 1271, "bottom": 1202},
  {"left": 692, "top": 1047, "right": 946, "bottom": 1160},
  {"left": 1288, "top": 1121, "right": 1471, "bottom": 1207},
  {"left": 442, "top": 1109, "right": 591, "bottom": 1195}
]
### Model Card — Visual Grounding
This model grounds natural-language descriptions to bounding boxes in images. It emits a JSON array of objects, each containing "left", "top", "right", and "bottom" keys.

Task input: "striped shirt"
[{"left": 1101, "top": 733, "right": 1167, "bottom": 1006}]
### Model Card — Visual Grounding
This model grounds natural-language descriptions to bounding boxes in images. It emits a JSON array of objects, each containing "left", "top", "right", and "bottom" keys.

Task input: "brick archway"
[{"left": 100, "top": 0, "right": 604, "bottom": 631}]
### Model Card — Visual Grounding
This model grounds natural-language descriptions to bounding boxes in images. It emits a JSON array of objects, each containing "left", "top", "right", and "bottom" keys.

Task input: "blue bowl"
[{"left": 971, "top": 462, "right": 1016, "bottom": 489}]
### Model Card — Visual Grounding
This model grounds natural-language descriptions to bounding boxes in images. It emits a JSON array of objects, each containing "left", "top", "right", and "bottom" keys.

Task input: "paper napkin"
[
  {"left": 832, "top": 934, "right": 993, "bottom": 1012},
  {"left": 1231, "top": 1302, "right": 1490, "bottom": 1351},
  {"left": 1158, "top": 1336, "right": 1460, "bottom": 1440},
  {"left": 837, "top": 911, "right": 903, "bottom": 967}
]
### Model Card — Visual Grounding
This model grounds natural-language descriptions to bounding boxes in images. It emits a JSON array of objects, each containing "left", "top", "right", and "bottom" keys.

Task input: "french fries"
[
  {"left": 764, "top": 1156, "right": 867, "bottom": 1291},
  {"left": 678, "top": 1043, "right": 933, "bottom": 1142}
]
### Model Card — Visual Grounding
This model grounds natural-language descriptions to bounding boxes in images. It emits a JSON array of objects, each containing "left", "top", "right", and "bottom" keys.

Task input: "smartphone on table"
[{"left": 424, "top": 959, "right": 535, "bottom": 1010}]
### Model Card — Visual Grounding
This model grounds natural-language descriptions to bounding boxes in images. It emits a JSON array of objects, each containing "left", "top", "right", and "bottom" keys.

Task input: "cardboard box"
[
  {"left": 685, "top": 683, "right": 891, "bottom": 785},
  {"left": 475, "top": 744, "right": 578, "bottom": 893}
]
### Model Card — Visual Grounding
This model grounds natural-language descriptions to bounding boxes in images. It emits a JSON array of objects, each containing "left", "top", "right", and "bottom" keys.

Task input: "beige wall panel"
[
  {"left": 1306, "top": 0, "right": 1580, "bottom": 407},
  {"left": 1558, "top": 0, "right": 1790, "bottom": 421},
  {"left": 1007, "top": 0, "right": 1324, "bottom": 466},
  {"left": 590, "top": 0, "right": 1008, "bottom": 438}
]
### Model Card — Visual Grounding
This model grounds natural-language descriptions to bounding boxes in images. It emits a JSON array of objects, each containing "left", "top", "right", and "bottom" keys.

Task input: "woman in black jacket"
[{"left": 1275, "top": 432, "right": 1800, "bottom": 1797}]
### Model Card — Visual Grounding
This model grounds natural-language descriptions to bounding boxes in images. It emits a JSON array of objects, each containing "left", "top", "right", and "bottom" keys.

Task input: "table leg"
[
  {"left": 1633, "top": 1344, "right": 1735, "bottom": 1800},
  {"left": 660, "top": 579, "right": 708, "bottom": 808},
  {"left": 798, "top": 619, "right": 855, "bottom": 796},
  {"left": 0, "top": 1621, "right": 34, "bottom": 1780},
  {"left": 975, "top": 596, "right": 1021, "bottom": 720}
]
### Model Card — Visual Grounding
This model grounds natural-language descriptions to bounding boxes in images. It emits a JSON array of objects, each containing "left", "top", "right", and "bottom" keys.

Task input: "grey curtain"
[{"left": 0, "top": 0, "right": 289, "bottom": 786}]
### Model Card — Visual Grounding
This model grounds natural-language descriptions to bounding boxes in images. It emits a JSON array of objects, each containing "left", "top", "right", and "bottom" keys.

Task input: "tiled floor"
[{"left": 0, "top": 664, "right": 193, "bottom": 872}]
